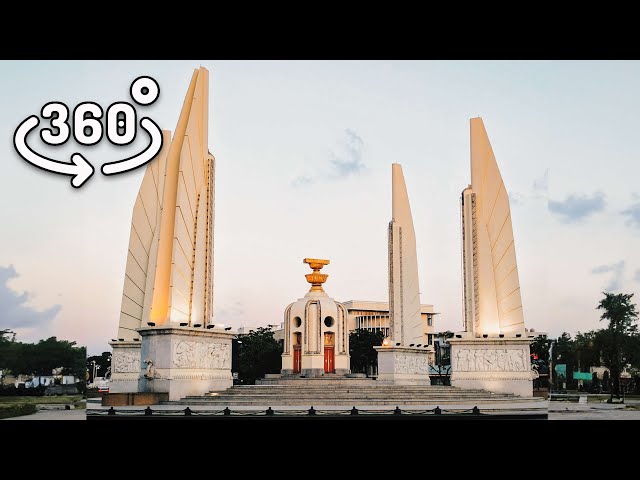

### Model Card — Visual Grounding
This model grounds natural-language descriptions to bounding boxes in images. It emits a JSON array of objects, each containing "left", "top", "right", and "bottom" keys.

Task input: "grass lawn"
[
  {"left": 0, "top": 396, "right": 86, "bottom": 418},
  {"left": 0, "top": 395, "right": 83, "bottom": 405}
]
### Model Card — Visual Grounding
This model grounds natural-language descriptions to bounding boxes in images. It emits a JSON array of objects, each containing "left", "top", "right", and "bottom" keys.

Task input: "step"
[
  {"left": 178, "top": 394, "right": 539, "bottom": 403},
  {"left": 167, "top": 399, "right": 545, "bottom": 406},
  {"left": 169, "top": 379, "right": 547, "bottom": 411},
  {"left": 195, "top": 390, "right": 517, "bottom": 398}
]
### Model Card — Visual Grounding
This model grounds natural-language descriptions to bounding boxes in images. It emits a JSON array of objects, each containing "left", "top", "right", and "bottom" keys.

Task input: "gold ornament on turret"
[{"left": 303, "top": 258, "right": 329, "bottom": 292}]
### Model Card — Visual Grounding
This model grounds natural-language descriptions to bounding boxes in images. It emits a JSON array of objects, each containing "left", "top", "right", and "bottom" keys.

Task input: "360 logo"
[{"left": 13, "top": 76, "right": 163, "bottom": 188}]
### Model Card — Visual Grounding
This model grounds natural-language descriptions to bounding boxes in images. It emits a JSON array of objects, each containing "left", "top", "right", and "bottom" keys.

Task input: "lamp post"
[
  {"left": 90, "top": 360, "right": 95, "bottom": 384},
  {"left": 548, "top": 342, "right": 553, "bottom": 394},
  {"left": 235, "top": 340, "right": 243, "bottom": 385},
  {"left": 91, "top": 360, "right": 98, "bottom": 385},
  {"left": 107, "top": 355, "right": 112, "bottom": 381}
]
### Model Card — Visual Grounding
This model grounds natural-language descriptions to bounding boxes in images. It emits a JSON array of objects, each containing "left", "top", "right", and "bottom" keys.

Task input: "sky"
[{"left": 0, "top": 60, "right": 639, "bottom": 356}]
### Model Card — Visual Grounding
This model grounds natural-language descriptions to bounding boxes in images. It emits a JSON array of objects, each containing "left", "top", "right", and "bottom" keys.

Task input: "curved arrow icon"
[
  {"left": 101, "top": 117, "right": 163, "bottom": 176},
  {"left": 14, "top": 116, "right": 95, "bottom": 188}
]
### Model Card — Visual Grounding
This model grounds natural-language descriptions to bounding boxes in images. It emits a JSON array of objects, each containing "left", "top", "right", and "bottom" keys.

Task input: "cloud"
[
  {"left": 329, "top": 129, "right": 365, "bottom": 178},
  {"left": 290, "top": 175, "right": 314, "bottom": 188},
  {"left": 215, "top": 301, "right": 246, "bottom": 323},
  {"left": 622, "top": 200, "right": 640, "bottom": 228},
  {"left": 509, "top": 168, "right": 549, "bottom": 205},
  {"left": 509, "top": 191, "right": 525, "bottom": 206},
  {"left": 548, "top": 191, "right": 606, "bottom": 223},
  {"left": 290, "top": 129, "right": 366, "bottom": 187},
  {"left": 0, "top": 265, "right": 61, "bottom": 330},
  {"left": 591, "top": 261, "right": 625, "bottom": 291},
  {"left": 532, "top": 168, "right": 549, "bottom": 196}
]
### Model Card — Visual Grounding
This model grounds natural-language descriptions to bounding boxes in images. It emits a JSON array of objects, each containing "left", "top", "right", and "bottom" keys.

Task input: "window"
[
  {"left": 427, "top": 315, "right": 433, "bottom": 327},
  {"left": 293, "top": 317, "right": 302, "bottom": 328},
  {"left": 324, "top": 316, "right": 335, "bottom": 328}
]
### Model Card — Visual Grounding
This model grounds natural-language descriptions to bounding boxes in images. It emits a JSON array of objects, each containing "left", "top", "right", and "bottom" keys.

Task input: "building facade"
[{"left": 342, "top": 300, "right": 437, "bottom": 347}]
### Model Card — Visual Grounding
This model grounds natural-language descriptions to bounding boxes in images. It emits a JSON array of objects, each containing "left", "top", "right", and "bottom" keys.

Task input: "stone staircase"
[{"left": 167, "top": 377, "right": 548, "bottom": 415}]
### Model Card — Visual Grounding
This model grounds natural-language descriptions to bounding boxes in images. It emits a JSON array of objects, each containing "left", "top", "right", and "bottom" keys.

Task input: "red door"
[
  {"left": 324, "top": 332, "right": 335, "bottom": 373},
  {"left": 293, "top": 332, "right": 301, "bottom": 374},
  {"left": 293, "top": 345, "right": 301, "bottom": 374},
  {"left": 324, "top": 346, "right": 335, "bottom": 373}
]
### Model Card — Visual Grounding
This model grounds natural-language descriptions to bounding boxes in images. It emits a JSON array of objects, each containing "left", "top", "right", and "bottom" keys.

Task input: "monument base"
[
  {"left": 281, "top": 351, "right": 351, "bottom": 377},
  {"left": 137, "top": 326, "right": 235, "bottom": 401},
  {"left": 280, "top": 368, "right": 350, "bottom": 377},
  {"left": 374, "top": 346, "right": 432, "bottom": 385},
  {"left": 448, "top": 336, "right": 534, "bottom": 397},
  {"left": 102, "top": 392, "right": 169, "bottom": 406},
  {"left": 109, "top": 341, "right": 141, "bottom": 393}
]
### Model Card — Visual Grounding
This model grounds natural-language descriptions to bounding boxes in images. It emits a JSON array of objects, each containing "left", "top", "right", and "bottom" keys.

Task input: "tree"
[
  {"left": 596, "top": 292, "right": 639, "bottom": 400},
  {"left": 590, "top": 372, "right": 601, "bottom": 394},
  {"left": 574, "top": 330, "right": 600, "bottom": 373},
  {"left": 0, "top": 334, "right": 21, "bottom": 375},
  {"left": 0, "top": 329, "right": 16, "bottom": 342},
  {"left": 235, "top": 327, "right": 283, "bottom": 385},
  {"left": 552, "top": 332, "right": 574, "bottom": 390},
  {"left": 530, "top": 335, "right": 552, "bottom": 390},
  {"left": 602, "top": 370, "right": 610, "bottom": 392},
  {"left": 86, "top": 352, "right": 112, "bottom": 383},
  {"left": 0, "top": 336, "right": 85, "bottom": 381},
  {"left": 349, "top": 328, "right": 385, "bottom": 375},
  {"left": 530, "top": 335, "right": 552, "bottom": 365}
]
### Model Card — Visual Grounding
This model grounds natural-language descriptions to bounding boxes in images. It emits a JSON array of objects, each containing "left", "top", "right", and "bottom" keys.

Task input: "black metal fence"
[{"left": 87, "top": 404, "right": 547, "bottom": 419}]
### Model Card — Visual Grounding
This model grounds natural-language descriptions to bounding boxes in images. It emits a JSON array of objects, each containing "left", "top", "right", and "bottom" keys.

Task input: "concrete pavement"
[{"left": 3, "top": 408, "right": 86, "bottom": 420}]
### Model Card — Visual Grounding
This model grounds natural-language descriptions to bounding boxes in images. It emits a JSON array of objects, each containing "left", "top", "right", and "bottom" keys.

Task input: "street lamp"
[
  {"left": 548, "top": 342, "right": 553, "bottom": 394},
  {"left": 90, "top": 360, "right": 96, "bottom": 385},
  {"left": 90, "top": 360, "right": 101, "bottom": 385}
]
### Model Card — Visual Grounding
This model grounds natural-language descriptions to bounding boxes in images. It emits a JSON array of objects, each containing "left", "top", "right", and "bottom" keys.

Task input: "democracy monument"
[
  {"left": 103, "top": 67, "right": 543, "bottom": 412},
  {"left": 109, "top": 68, "right": 234, "bottom": 402}
]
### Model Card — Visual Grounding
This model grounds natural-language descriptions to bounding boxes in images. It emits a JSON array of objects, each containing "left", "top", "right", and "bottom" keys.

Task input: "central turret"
[{"left": 281, "top": 258, "right": 350, "bottom": 377}]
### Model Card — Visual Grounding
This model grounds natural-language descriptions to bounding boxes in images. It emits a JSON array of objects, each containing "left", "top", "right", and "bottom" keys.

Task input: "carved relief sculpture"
[
  {"left": 113, "top": 351, "right": 141, "bottom": 373},
  {"left": 173, "top": 340, "right": 231, "bottom": 370},
  {"left": 454, "top": 348, "right": 529, "bottom": 372}
]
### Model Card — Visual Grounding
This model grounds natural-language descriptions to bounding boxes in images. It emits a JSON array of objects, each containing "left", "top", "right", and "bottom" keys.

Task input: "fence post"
[
  {"left": 184, "top": 407, "right": 192, "bottom": 416},
  {"left": 144, "top": 406, "right": 153, "bottom": 416},
  {"left": 394, "top": 406, "right": 402, "bottom": 415},
  {"left": 308, "top": 406, "right": 316, "bottom": 415},
  {"left": 434, "top": 406, "right": 441, "bottom": 415},
  {"left": 350, "top": 406, "right": 359, "bottom": 415},
  {"left": 107, "top": 407, "right": 116, "bottom": 416}
]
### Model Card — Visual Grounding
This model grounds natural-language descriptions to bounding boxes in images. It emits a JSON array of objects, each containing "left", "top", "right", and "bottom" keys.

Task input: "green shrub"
[{"left": 0, "top": 403, "right": 37, "bottom": 419}]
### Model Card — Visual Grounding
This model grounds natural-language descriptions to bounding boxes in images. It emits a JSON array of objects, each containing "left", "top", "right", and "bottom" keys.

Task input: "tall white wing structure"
[
  {"left": 116, "top": 67, "right": 215, "bottom": 340},
  {"left": 461, "top": 117, "right": 524, "bottom": 336},
  {"left": 388, "top": 163, "right": 423, "bottom": 346}
]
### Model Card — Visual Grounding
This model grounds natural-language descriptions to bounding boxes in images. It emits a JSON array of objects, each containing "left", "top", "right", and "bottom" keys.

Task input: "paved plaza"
[
  {"left": 4, "top": 408, "right": 86, "bottom": 420},
  {"left": 549, "top": 403, "right": 640, "bottom": 420}
]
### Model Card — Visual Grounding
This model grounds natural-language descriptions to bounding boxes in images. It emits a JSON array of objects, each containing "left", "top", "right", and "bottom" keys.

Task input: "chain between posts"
[{"left": 91, "top": 405, "right": 482, "bottom": 416}]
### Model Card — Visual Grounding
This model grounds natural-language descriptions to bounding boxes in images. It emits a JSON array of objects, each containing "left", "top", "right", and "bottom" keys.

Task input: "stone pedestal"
[
  {"left": 137, "top": 326, "right": 235, "bottom": 401},
  {"left": 109, "top": 341, "right": 141, "bottom": 393},
  {"left": 448, "top": 336, "right": 534, "bottom": 397},
  {"left": 282, "top": 354, "right": 350, "bottom": 377},
  {"left": 374, "top": 346, "right": 432, "bottom": 385}
]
